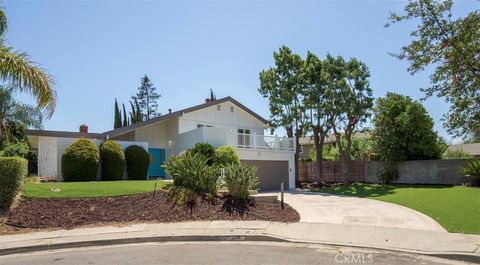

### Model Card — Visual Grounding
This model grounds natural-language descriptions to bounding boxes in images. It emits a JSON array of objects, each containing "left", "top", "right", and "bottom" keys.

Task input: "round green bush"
[
  {"left": 190, "top": 142, "right": 216, "bottom": 166},
  {"left": 100, "top": 140, "right": 125, "bottom": 181},
  {"left": 61, "top": 138, "right": 100, "bottom": 182},
  {"left": 125, "top": 145, "right": 150, "bottom": 180},
  {"left": 215, "top": 145, "right": 240, "bottom": 167},
  {"left": 0, "top": 157, "right": 27, "bottom": 209}
]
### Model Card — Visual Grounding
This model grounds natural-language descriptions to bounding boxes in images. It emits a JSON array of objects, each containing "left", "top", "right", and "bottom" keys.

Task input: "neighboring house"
[
  {"left": 446, "top": 143, "right": 480, "bottom": 158},
  {"left": 26, "top": 97, "right": 295, "bottom": 190},
  {"left": 299, "top": 132, "right": 371, "bottom": 159}
]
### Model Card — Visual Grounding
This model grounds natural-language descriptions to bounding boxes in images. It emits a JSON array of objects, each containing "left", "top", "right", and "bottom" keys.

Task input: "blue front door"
[{"left": 148, "top": 148, "right": 166, "bottom": 178}]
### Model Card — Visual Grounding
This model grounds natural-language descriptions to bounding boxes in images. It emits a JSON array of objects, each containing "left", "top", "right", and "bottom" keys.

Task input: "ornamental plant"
[
  {"left": 125, "top": 145, "right": 149, "bottom": 180},
  {"left": 100, "top": 140, "right": 125, "bottom": 181},
  {"left": 61, "top": 138, "right": 99, "bottom": 182}
]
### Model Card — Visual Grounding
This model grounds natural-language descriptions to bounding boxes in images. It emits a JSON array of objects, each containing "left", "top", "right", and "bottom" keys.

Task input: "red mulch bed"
[{"left": 5, "top": 191, "right": 299, "bottom": 229}]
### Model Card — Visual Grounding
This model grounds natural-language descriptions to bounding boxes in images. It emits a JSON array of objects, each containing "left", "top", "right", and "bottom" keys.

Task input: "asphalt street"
[{"left": 0, "top": 242, "right": 463, "bottom": 265}]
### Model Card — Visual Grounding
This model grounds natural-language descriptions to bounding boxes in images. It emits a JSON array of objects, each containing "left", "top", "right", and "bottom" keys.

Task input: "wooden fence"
[{"left": 298, "top": 160, "right": 366, "bottom": 183}]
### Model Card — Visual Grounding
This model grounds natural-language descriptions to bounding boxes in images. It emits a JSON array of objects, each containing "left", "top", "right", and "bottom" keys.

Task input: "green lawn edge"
[
  {"left": 316, "top": 183, "right": 480, "bottom": 234},
  {"left": 22, "top": 180, "right": 167, "bottom": 199}
]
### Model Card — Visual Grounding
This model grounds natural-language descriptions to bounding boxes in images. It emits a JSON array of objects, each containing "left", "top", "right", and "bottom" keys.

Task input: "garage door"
[{"left": 241, "top": 160, "right": 289, "bottom": 191}]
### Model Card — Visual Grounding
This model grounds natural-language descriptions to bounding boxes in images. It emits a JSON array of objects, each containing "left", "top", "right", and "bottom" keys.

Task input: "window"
[
  {"left": 197, "top": 124, "right": 213, "bottom": 128},
  {"left": 217, "top": 105, "right": 221, "bottom": 111},
  {"left": 237, "top": 128, "right": 251, "bottom": 147},
  {"left": 230, "top": 106, "right": 234, "bottom": 113}
]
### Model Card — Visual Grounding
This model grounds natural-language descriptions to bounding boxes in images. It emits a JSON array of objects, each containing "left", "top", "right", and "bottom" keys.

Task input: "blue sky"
[{"left": 4, "top": 0, "right": 478, "bottom": 142}]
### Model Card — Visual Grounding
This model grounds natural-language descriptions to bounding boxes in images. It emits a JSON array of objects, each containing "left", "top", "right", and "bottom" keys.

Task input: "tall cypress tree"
[
  {"left": 122, "top": 103, "right": 128, "bottom": 127},
  {"left": 132, "top": 75, "right": 160, "bottom": 120},
  {"left": 114, "top": 98, "right": 122, "bottom": 129},
  {"left": 209, "top": 89, "right": 216, "bottom": 101},
  {"left": 129, "top": 99, "right": 143, "bottom": 124}
]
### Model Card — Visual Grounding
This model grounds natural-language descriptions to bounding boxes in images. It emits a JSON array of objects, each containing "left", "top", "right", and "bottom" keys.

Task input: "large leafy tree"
[
  {"left": 0, "top": 8, "right": 56, "bottom": 117},
  {"left": 132, "top": 75, "right": 160, "bottom": 120},
  {"left": 302, "top": 52, "right": 335, "bottom": 183},
  {"left": 0, "top": 86, "right": 42, "bottom": 144},
  {"left": 259, "top": 46, "right": 309, "bottom": 186},
  {"left": 386, "top": 0, "right": 480, "bottom": 138},
  {"left": 371, "top": 92, "right": 446, "bottom": 162},
  {"left": 329, "top": 57, "right": 374, "bottom": 184}
]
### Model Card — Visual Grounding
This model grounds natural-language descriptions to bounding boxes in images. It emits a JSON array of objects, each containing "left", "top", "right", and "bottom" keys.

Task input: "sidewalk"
[{"left": 2, "top": 221, "right": 480, "bottom": 262}]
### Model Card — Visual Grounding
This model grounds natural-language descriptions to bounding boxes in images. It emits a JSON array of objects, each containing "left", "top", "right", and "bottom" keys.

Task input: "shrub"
[
  {"left": 61, "top": 138, "right": 100, "bottom": 182},
  {"left": 0, "top": 157, "right": 27, "bottom": 209},
  {"left": 215, "top": 145, "right": 240, "bottom": 168},
  {"left": 463, "top": 159, "right": 480, "bottom": 186},
  {"left": 376, "top": 162, "right": 399, "bottom": 184},
  {"left": 163, "top": 152, "right": 220, "bottom": 204},
  {"left": 125, "top": 145, "right": 150, "bottom": 180},
  {"left": 0, "top": 140, "right": 37, "bottom": 174},
  {"left": 442, "top": 149, "right": 473, "bottom": 160},
  {"left": 100, "top": 140, "right": 126, "bottom": 181},
  {"left": 223, "top": 163, "right": 259, "bottom": 200},
  {"left": 190, "top": 142, "right": 216, "bottom": 166},
  {"left": 0, "top": 141, "right": 30, "bottom": 157}
]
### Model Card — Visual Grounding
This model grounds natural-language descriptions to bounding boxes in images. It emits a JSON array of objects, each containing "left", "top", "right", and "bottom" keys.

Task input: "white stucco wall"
[
  {"left": 178, "top": 101, "right": 266, "bottom": 136},
  {"left": 133, "top": 118, "right": 177, "bottom": 157},
  {"left": 236, "top": 149, "right": 295, "bottom": 189},
  {"left": 172, "top": 127, "right": 228, "bottom": 155}
]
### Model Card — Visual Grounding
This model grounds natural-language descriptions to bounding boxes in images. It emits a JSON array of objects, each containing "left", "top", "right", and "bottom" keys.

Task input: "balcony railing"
[{"left": 227, "top": 133, "right": 295, "bottom": 152}]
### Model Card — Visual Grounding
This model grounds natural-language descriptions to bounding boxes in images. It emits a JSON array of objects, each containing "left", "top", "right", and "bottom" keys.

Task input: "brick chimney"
[{"left": 79, "top": 124, "right": 88, "bottom": 133}]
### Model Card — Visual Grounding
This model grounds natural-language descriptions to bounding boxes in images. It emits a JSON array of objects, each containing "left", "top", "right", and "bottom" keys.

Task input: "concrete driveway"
[{"left": 263, "top": 191, "right": 446, "bottom": 232}]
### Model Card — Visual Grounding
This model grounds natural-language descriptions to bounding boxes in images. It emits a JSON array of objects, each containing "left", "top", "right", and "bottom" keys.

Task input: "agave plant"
[{"left": 463, "top": 159, "right": 480, "bottom": 186}]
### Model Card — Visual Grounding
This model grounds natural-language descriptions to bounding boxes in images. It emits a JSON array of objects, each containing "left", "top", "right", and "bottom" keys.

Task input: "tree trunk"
[
  {"left": 294, "top": 131, "right": 301, "bottom": 188},
  {"left": 313, "top": 128, "right": 325, "bottom": 183},
  {"left": 341, "top": 151, "right": 350, "bottom": 184},
  {"left": 333, "top": 128, "right": 350, "bottom": 184}
]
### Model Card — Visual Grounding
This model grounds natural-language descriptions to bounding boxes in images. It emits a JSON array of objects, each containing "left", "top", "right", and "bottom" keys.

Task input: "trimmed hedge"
[
  {"left": 61, "top": 138, "right": 100, "bottom": 182},
  {"left": 0, "top": 157, "right": 27, "bottom": 209},
  {"left": 100, "top": 140, "right": 125, "bottom": 181},
  {"left": 125, "top": 145, "right": 150, "bottom": 180}
]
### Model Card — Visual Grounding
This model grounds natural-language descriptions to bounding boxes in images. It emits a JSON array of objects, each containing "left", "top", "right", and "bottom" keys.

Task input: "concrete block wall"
[{"left": 365, "top": 159, "right": 471, "bottom": 185}]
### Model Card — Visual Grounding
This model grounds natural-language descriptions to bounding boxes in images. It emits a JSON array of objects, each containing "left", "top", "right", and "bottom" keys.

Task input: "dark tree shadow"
[
  {"left": 315, "top": 183, "right": 454, "bottom": 198},
  {"left": 221, "top": 196, "right": 254, "bottom": 217}
]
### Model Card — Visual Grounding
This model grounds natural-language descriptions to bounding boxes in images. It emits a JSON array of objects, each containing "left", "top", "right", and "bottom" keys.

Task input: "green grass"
[
  {"left": 316, "top": 184, "right": 480, "bottom": 234},
  {"left": 22, "top": 180, "right": 168, "bottom": 198}
]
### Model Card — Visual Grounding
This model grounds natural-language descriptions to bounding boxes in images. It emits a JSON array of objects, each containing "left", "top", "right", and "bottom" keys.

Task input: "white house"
[{"left": 26, "top": 97, "right": 295, "bottom": 190}]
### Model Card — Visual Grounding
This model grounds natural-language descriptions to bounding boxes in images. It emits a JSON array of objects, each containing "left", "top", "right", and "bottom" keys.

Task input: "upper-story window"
[
  {"left": 230, "top": 106, "right": 234, "bottom": 113},
  {"left": 237, "top": 128, "right": 251, "bottom": 147},
  {"left": 217, "top": 105, "right": 221, "bottom": 111}
]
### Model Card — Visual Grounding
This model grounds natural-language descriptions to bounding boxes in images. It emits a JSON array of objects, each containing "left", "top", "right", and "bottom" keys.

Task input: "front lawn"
[
  {"left": 316, "top": 184, "right": 480, "bottom": 234},
  {"left": 22, "top": 180, "right": 168, "bottom": 198}
]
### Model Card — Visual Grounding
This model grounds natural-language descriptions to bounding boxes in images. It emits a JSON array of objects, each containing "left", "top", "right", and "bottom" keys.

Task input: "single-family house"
[{"left": 26, "top": 97, "right": 295, "bottom": 190}]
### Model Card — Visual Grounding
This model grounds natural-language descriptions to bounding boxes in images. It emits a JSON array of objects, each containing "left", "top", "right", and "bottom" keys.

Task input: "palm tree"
[
  {"left": 0, "top": 7, "right": 56, "bottom": 118},
  {"left": 0, "top": 86, "right": 42, "bottom": 141}
]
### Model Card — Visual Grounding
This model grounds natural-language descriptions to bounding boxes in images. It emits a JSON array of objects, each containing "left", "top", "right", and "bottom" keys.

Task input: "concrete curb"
[
  {"left": 2, "top": 234, "right": 480, "bottom": 263},
  {"left": 1, "top": 235, "right": 285, "bottom": 256},
  {"left": 2, "top": 221, "right": 479, "bottom": 263}
]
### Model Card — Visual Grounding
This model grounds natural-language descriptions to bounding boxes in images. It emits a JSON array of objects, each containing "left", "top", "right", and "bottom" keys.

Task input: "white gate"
[{"left": 38, "top": 142, "right": 57, "bottom": 178}]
